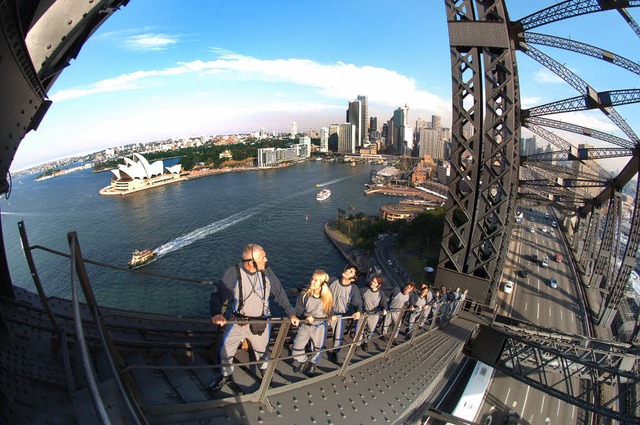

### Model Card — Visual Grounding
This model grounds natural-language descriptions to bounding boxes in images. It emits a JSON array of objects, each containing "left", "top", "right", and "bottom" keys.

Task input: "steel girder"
[
  {"left": 523, "top": 32, "right": 640, "bottom": 77},
  {"left": 516, "top": 0, "right": 640, "bottom": 31},
  {"left": 574, "top": 209, "right": 591, "bottom": 261},
  {"left": 580, "top": 207, "right": 602, "bottom": 274},
  {"left": 525, "top": 116, "right": 635, "bottom": 149},
  {"left": 519, "top": 42, "right": 640, "bottom": 145},
  {"left": 598, "top": 180, "right": 640, "bottom": 328},
  {"left": 470, "top": 321, "right": 640, "bottom": 422},
  {"left": 588, "top": 191, "right": 621, "bottom": 290},
  {"left": 440, "top": 0, "right": 520, "bottom": 305},
  {"left": 526, "top": 89, "right": 640, "bottom": 117}
]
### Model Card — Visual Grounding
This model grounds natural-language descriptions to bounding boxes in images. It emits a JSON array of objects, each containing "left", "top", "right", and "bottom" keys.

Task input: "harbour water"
[{"left": 2, "top": 160, "right": 396, "bottom": 317}]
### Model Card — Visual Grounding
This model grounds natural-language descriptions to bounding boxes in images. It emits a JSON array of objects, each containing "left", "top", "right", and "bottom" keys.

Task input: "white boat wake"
[
  {"left": 154, "top": 173, "right": 359, "bottom": 257},
  {"left": 315, "top": 176, "right": 351, "bottom": 187},
  {"left": 154, "top": 210, "right": 258, "bottom": 257}
]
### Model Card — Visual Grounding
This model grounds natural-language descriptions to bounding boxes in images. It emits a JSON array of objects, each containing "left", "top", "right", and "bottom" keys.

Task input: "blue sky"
[{"left": 12, "top": 1, "right": 640, "bottom": 173}]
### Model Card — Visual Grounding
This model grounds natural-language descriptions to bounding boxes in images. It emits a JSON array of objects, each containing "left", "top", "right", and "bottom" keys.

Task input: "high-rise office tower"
[
  {"left": 357, "top": 95, "right": 368, "bottom": 146},
  {"left": 291, "top": 122, "right": 297, "bottom": 138},
  {"left": 431, "top": 115, "right": 442, "bottom": 130},
  {"left": 369, "top": 117, "right": 377, "bottom": 134},
  {"left": 338, "top": 123, "right": 356, "bottom": 154},
  {"left": 419, "top": 128, "right": 444, "bottom": 160},
  {"left": 320, "top": 127, "right": 329, "bottom": 152},
  {"left": 347, "top": 99, "right": 362, "bottom": 148},
  {"left": 416, "top": 116, "right": 426, "bottom": 131},
  {"left": 522, "top": 136, "right": 536, "bottom": 156},
  {"left": 393, "top": 105, "right": 410, "bottom": 155}
]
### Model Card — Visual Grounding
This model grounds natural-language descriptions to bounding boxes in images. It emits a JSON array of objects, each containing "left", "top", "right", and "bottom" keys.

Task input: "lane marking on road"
[
  {"left": 541, "top": 395, "right": 546, "bottom": 413},
  {"left": 521, "top": 384, "right": 532, "bottom": 417},
  {"left": 525, "top": 302, "right": 528, "bottom": 312},
  {"left": 505, "top": 387, "right": 511, "bottom": 405},
  {"left": 560, "top": 310, "right": 563, "bottom": 320},
  {"left": 549, "top": 307, "right": 552, "bottom": 317},
  {"left": 537, "top": 303, "right": 540, "bottom": 320},
  {"left": 556, "top": 399, "right": 561, "bottom": 416}
]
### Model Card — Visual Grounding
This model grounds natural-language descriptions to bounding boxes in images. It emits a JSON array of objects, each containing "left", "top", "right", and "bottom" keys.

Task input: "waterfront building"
[
  {"left": 379, "top": 203, "right": 430, "bottom": 222},
  {"left": 338, "top": 123, "right": 356, "bottom": 154},
  {"left": 297, "top": 136, "right": 311, "bottom": 158},
  {"left": 347, "top": 99, "right": 362, "bottom": 148},
  {"left": 291, "top": 122, "right": 298, "bottom": 138},
  {"left": 100, "top": 153, "right": 184, "bottom": 196},
  {"left": 257, "top": 147, "right": 277, "bottom": 167},
  {"left": 319, "top": 127, "right": 329, "bottom": 152}
]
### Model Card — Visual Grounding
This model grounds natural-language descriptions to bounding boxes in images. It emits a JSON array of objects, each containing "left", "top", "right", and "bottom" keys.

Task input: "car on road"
[
  {"left": 503, "top": 280, "right": 514, "bottom": 294},
  {"left": 552, "top": 221, "right": 557, "bottom": 228},
  {"left": 531, "top": 254, "right": 538, "bottom": 263},
  {"left": 549, "top": 277, "right": 558, "bottom": 289},
  {"left": 529, "top": 227, "right": 535, "bottom": 233},
  {"left": 541, "top": 258, "right": 549, "bottom": 268},
  {"left": 519, "top": 269, "right": 529, "bottom": 278},
  {"left": 556, "top": 253, "right": 563, "bottom": 263},
  {"left": 542, "top": 226, "right": 547, "bottom": 233}
]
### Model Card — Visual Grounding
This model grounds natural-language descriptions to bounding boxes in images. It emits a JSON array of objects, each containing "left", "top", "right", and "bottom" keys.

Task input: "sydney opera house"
[{"left": 99, "top": 153, "right": 185, "bottom": 195}]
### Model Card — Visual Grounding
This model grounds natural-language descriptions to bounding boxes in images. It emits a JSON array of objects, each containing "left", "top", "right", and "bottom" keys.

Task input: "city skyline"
[{"left": 11, "top": 1, "right": 640, "bottom": 173}]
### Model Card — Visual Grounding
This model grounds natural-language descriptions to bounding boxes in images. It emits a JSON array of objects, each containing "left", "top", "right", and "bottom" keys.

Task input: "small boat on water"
[
  {"left": 128, "top": 249, "right": 157, "bottom": 269},
  {"left": 316, "top": 187, "right": 331, "bottom": 201}
]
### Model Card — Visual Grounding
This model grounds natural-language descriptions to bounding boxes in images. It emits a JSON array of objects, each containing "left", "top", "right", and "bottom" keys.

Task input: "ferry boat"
[
  {"left": 316, "top": 187, "right": 331, "bottom": 201},
  {"left": 127, "top": 248, "right": 157, "bottom": 269}
]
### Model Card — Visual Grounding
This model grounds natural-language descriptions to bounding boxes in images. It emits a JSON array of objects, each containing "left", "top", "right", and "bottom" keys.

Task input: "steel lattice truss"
[
  {"left": 440, "top": 0, "right": 520, "bottom": 304},
  {"left": 513, "top": 1, "right": 640, "bottom": 330},
  {"left": 486, "top": 321, "right": 640, "bottom": 422},
  {"left": 444, "top": 2, "right": 640, "bottom": 417}
]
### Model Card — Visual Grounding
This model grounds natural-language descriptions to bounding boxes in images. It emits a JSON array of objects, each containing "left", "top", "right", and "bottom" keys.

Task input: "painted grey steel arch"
[{"left": 439, "top": 1, "right": 520, "bottom": 306}]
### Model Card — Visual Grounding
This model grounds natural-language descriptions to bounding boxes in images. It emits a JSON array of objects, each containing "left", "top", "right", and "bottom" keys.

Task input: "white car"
[
  {"left": 549, "top": 277, "right": 558, "bottom": 289},
  {"left": 529, "top": 227, "right": 535, "bottom": 233},
  {"left": 503, "top": 280, "right": 514, "bottom": 294}
]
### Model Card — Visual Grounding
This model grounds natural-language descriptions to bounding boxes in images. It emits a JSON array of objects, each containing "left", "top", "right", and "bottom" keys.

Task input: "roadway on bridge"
[{"left": 478, "top": 206, "right": 585, "bottom": 425}]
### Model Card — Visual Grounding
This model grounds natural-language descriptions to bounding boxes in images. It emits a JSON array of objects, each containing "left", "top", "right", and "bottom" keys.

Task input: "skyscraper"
[
  {"left": 369, "top": 117, "right": 377, "bottom": 134},
  {"left": 291, "top": 122, "right": 297, "bottom": 138},
  {"left": 338, "top": 123, "right": 356, "bottom": 154},
  {"left": 392, "top": 105, "right": 411, "bottom": 155},
  {"left": 431, "top": 115, "right": 442, "bottom": 130},
  {"left": 347, "top": 100, "right": 362, "bottom": 148},
  {"left": 357, "top": 95, "right": 368, "bottom": 146},
  {"left": 419, "top": 128, "right": 444, "bottom": 160}
]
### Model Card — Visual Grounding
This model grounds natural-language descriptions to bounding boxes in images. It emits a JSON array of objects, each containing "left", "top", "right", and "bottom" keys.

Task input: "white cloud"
[
  {"left": 50, "top": 49, "right": 449, "bottom": 114},
  {"left": 534, "top": 69, "right": 565, "bottom": 84},
  {"left": 124, "top": 33, "right": 180, "bottom": 51}
]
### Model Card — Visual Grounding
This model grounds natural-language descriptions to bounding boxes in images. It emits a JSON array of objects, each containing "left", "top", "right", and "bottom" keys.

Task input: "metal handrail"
[
  {"left": 68, "top": 232, "right": 145, "bottom": 425},
  {"left": 69, "top": 234, "right": 113, "bottom": 425}
]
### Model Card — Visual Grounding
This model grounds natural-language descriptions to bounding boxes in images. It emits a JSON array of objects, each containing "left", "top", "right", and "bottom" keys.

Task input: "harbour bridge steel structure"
[{"left": 0, "top": 0, "right": 639, "bottom": 423}]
